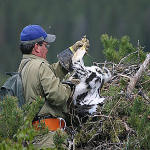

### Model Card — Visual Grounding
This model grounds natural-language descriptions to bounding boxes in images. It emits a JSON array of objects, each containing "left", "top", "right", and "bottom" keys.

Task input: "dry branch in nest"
[{"left": 127, "top": 53, "right": 150, "bottom": 97}]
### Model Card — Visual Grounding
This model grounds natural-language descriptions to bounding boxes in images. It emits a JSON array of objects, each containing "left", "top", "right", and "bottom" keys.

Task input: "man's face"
[
  {"left": 39, "top": 42, "right": 49, "bottom": 59},
  {"left": 33, "top": 42, "right": 49, "bottom": 59}
]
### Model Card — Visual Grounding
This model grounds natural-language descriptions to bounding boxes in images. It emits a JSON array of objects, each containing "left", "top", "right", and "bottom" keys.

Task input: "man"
[{"left": 18, "top": 24, "right": 89, "bottom": 148}]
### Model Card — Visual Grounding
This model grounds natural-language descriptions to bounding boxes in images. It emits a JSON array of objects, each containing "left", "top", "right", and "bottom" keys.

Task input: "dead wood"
[{"left": 127, "top": 53, "right": 150, "bottom": 97}]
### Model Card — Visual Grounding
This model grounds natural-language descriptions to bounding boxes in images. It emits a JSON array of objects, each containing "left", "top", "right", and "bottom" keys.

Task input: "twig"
[
  {"left": 118, "top": 50, "right": 138, "bottom": 66},
  {"left": 122, "top": 121, "right": 134, "bottom": 132},
  {"left": 137, "top": 40, "right": 140, "bottom": 63},
  {"left": 108, "top": 98, "right": 122, "bottom": 117},
  {"left": 95, "top": 142, "right": 124, "bottom": 150},
  {"left": 141, "top": 79, "right": 150, "bottom": 85},
  {"left": 93, "top": 114, "right": 113, "bottom": 119},
  {"left": 108, "top": 117, "right": 120, "bottom": 143},
  {"left": 117, "top": 73, "right": 131, "bottom": 79}
]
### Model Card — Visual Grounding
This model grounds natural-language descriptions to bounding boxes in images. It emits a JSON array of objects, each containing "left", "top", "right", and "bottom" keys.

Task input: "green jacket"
[{"left": 18, "top": 54, "right": 72, "bottom": 118}]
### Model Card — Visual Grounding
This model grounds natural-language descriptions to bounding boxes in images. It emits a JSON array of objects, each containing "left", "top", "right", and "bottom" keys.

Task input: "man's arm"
[
  {"left": 39, "top": 62, "right": 72, "bottom": 106},
  {"left": 50, "top": 61, "right": 69, "bottom": 81}
]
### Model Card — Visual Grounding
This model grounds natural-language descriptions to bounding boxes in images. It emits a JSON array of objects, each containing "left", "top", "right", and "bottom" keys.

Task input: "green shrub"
[
  {"left": 0, "top": 96, "right": 24, "bottom": 141},
  {"left": 53, "top": 129, "right": 68, "bottom": 150},
  {"left": 101, "top": 34, "right": 146, "bottom": 63},
  {"left": 127, "top": 98, "right": 150, "bottom": 149},
  {"left": 0, "top": 96, "right": 47, "bottom": 150}
]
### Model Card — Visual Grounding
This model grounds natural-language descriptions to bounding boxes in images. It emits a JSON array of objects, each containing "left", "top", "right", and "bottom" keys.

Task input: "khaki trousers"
[{"left": 33, "top": 131, "right": 55, "bottom": 149}]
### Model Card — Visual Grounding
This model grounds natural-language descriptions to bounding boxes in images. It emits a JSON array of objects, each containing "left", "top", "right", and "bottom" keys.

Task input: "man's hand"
[
  {"left": 70, "top": 78, "right": 80, "bottom": 85},
  {"left": 70, "top": 36, "right": 90, "bottom": 53}
]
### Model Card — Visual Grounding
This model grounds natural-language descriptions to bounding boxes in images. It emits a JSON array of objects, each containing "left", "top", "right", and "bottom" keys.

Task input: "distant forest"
[{"left": 0, "top": 0, "right": 150, "bottom": 73}]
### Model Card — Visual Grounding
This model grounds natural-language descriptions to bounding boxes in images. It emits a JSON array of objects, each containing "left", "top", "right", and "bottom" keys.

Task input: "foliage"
[
  {"left": 101, "top": 34, "right": 146, "bottom": 63},
  {"left": 127, "top": 98, "right": 150, "bottom": 149},
  {"left": 0, "top": 96, "right": 48, "bottom": 150},
  {"left": 140, "top": 73, "right": 150, "bottom": 91},
  {"left": 53, "top": 129, "right": 68, "bottom": 150},
  {"left": 0, "top": 95, "right": 68, "bottom": 150},
  {"left": 0, "top": 96, "right": 24, "bottom": 141}
]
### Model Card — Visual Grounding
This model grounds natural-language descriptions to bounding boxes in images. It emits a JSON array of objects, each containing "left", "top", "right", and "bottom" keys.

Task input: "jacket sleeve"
[
  {"left": 50, "top": 48, "right": 74, "bottom": 79},
  {"left": 39, "top": 62, "right": 72, "bottom": 106},
  {"left": 50, "top": 62, "right": 68, "bottom": 81}
]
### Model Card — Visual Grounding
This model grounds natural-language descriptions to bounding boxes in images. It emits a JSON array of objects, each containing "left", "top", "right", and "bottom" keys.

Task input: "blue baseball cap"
[{"left": 20, "top": 25, "right": 56, "bottom": 44}]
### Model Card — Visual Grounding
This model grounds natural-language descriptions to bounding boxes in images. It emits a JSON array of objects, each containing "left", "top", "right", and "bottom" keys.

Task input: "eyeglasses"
[{"left": 37, "top": 42, "right": 50, "bottom": 48}]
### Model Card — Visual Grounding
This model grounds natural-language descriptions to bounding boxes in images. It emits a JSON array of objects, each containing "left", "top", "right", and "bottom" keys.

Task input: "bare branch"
[
  {"left": 127, "top": 53, "right": 150, "bottom": 97},
  {"left": 118, "top": 50, "right": 138, "bottom": 66}
]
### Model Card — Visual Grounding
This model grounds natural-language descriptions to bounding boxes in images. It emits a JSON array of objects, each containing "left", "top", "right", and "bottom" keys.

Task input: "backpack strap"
[{"left": 19, "top": 58, "right": 31, "bottom": 73}]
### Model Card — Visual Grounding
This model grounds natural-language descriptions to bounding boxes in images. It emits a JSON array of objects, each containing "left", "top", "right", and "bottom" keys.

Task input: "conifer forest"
[{"left": 0, "top": 0, "right": 150, "bottom": 149}]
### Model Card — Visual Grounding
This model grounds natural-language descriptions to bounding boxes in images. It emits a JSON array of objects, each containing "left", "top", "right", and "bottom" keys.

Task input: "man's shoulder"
[
  {"left": 29, "top": 59, "right": 52, "bottom": 75},
  {"left": 22, "top": 54, "right": 50, "bottom": 66},
  {"left": 31, "top": 58, "right": 49, "bottom": 67}
]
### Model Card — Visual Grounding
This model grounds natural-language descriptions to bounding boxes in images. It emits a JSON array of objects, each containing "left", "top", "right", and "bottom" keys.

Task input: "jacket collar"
[{"left": 22, "top": 54, "right": 49, "bottom": 64}]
